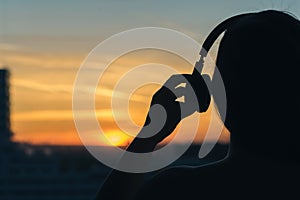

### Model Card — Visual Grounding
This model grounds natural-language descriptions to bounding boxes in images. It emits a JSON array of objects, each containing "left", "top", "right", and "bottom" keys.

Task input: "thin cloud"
[
  {"left": 12, "top": 109, "right": 122, "bottom": 122},
  {"left": 11, "top": 78, "right": 149, "bottom": 103},
  {"left": 11, "top": 78, "right": 72, "bottom": 94},
  {"left": 0, "top": 43, "right": 23, "bottom": 51}
]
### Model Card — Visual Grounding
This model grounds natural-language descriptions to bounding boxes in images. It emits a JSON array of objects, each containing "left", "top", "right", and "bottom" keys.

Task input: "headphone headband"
[
  {"left": 194, "top": 13, "right": 253, "bottom": 74},
  {"left": 200, "top": 13, "right": 253, "bottom": 56}
]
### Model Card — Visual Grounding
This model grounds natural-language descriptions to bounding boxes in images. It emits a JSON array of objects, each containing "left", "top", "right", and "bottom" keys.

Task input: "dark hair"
[{"left": 216, "top": 10, "right": 300, "bottom": 160}]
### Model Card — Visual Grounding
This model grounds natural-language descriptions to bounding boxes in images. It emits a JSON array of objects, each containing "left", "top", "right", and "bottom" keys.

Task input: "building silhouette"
[{"left": 0, "top": 69, "right": 13, "bottom": 146}]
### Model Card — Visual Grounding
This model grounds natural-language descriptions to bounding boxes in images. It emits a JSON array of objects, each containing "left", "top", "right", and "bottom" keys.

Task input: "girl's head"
[{"left": 216, "top": 10, "right": 300, "bottom": 159}]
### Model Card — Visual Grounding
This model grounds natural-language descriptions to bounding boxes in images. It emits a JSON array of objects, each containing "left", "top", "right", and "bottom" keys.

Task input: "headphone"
[{"left": 191, "top": 13, "right": 253, "bottom": 112}]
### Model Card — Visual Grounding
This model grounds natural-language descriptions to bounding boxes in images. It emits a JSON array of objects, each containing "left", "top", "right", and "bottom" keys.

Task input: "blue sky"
[
  {"left": 1, "top": 0, "right": 299, "bottom": 39},
  {"left": 1, "top": 0, "right": 299, "bottom": 57}
]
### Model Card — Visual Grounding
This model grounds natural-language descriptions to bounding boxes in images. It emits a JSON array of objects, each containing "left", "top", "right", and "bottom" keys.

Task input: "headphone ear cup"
[
  {"left": 189, "top": 73, "right": 211, "bottom": 113},
  {"left": 198, "top": 74, "right": 211, "bottom": 112}
]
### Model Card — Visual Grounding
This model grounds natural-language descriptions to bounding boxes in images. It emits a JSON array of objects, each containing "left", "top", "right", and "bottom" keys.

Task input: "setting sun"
[{"left": 105, "top": 132, "right": 130, "bottom": 147}]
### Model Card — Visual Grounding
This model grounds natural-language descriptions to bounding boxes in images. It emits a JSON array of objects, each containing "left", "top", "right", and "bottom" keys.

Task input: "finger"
[
  {"left": 152, "top": 86, "right": 178, "bottom": 104},
  {"left": 164, "top": 74, "right": 189, "bottom": 89},
  {"left": 164, "top": 75, "right": 198, "bottom": 102},
  {"left": 173, "top": 87, "right": 186, "bottom": 97},
  {"left": 181, "top": 74, "right": 194, "bottom": 86}
]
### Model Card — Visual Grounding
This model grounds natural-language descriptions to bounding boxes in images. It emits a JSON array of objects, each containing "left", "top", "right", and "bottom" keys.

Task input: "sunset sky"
[{"left": 1, "top": 0, "right": 299, "bottom": 146}]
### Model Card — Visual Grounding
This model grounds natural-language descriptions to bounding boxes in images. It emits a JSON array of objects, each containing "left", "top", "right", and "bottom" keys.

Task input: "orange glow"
[
  {"left": 105, "top": 132, "right": 130, "bottom": 147},
  {"left": 12, "top": 131, "right": 83, "bottom": 146},
  {"left": 7, "top": 48, "right": 229, "bottom": 146}
]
